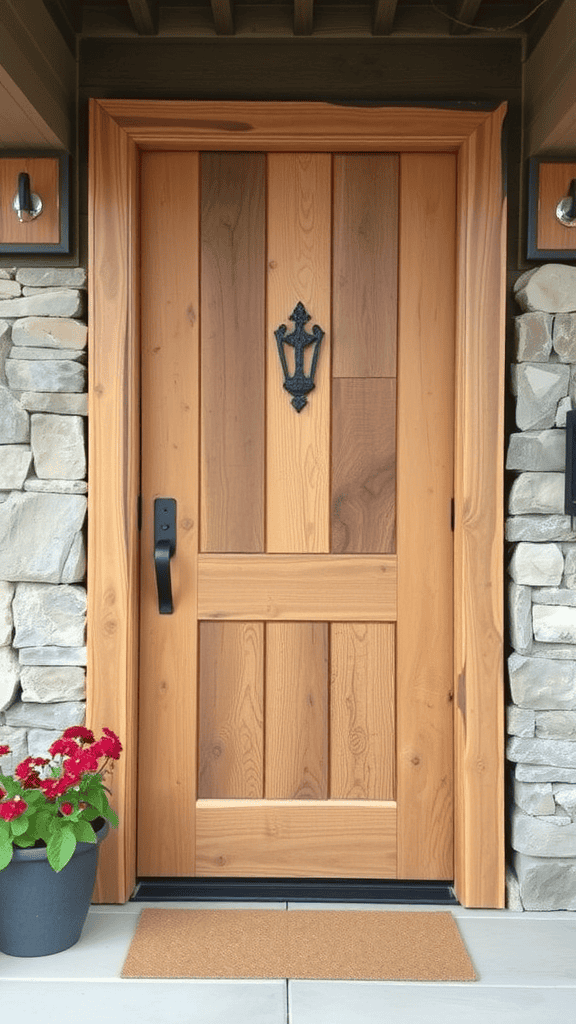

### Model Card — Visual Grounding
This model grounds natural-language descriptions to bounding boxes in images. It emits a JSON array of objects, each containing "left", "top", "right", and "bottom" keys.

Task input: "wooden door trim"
[{"left": 88, "top": 99, "right": 506, "bottom": 907}]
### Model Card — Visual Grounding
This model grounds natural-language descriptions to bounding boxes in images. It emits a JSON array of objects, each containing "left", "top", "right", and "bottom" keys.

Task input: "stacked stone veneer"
[
  {"left": 0, "top": 267, "right": 87, "bottom": 776},
  {"left": 507, "top": 263, "right": 576, "bottom": 910}
]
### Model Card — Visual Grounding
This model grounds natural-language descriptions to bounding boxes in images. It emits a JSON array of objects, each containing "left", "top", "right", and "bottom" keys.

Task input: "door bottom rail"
[{"left": 131, "top": 878, "right": 458, "bottom": 904}]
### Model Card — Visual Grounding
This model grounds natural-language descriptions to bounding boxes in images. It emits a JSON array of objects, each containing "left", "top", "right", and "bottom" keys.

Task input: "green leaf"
[
  {"left": 47, "top": 827, "right": 77, "bottom": 872},
  {"left": 71, "top": 819, "right": 97, "bottom": 844},
  {"left": 0, "top": 833, "right": 13, "bottom": 870},
  {"left": 10, "top": 815, "right": 29, "bottom": 837}
]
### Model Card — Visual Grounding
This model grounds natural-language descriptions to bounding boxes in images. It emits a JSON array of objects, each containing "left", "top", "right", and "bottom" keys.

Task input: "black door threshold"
[{"left": 131, "top": 878, "right": 457, "bottom": 904}]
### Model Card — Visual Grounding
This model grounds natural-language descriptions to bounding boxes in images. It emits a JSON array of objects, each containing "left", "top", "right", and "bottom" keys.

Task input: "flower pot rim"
[{"left": 8, "top": 816, "right": 109, "bottom": 863}]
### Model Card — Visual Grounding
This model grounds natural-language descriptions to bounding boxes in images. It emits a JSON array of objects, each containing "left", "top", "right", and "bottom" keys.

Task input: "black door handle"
[{"left": 154, "top": 498, "right": 176, "bottom": 614}]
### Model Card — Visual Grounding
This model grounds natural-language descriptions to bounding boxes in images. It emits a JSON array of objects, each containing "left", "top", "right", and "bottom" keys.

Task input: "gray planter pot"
[{"left": 0, "top": 817, "right": 109, "bottom": 957}]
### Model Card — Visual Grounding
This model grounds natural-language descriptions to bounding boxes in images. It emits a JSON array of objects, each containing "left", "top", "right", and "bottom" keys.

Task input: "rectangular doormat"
[{"left": 121, "top": 909, "right": 476, "bottom": 981}]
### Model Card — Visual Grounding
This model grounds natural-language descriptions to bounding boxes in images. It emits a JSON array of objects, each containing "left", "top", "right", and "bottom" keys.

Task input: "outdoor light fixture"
[
  {"left": 0, "top": 152, "right": 70, "bottom": 254},
  {"left": 528, "top": 157, "right": 576, "bottom": 260}
]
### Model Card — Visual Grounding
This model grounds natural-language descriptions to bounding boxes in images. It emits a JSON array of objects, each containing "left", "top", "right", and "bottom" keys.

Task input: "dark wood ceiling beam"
[
  {"left": 294, "top": 0, "right": 314, "bottom": 35},
  {"left": 450, "top": 0, "right": 482, "bottom": 36},
  {"left": 41, "top": 0, "right": 82, "bottom": 49},
  {"left": 373, "top": 0, "right": 398, "bottom": 35},
  {"left": 211, "top": 0, "right": 234, "bottom": 35},
  {"left": 127, "top": 0, "right": 159, "bottom": 35}
]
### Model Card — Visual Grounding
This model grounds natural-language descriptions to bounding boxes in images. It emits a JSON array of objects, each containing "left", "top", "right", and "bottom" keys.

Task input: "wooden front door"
[{"left": 137, "top": 147, "right": 455, "bottom": 880}]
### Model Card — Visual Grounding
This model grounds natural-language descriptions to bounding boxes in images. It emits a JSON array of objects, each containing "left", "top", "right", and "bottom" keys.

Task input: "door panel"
[{"left": 138, "top": 148, "right": 455, "bottom": 879}]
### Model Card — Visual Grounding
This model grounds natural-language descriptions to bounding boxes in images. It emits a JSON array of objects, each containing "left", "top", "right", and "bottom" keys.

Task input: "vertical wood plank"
[
  {"left": 266, "top": 622, "right": 329, "bottom": 799},
  {"left": 331, "top": 378, "right": 396, "bottom": 553},
  {"left": 198, "top": 622, "right": 264, "bottom": 798},
  {"left": 396, "top": 152, "right": 456, "bottom": 880},
  {"left": 138, "top": 151, "right": 199, "bottom": 876},
  {"left": 332, "top": 154, "right": 398, "bottom": 378},
  {"left": 200, "top": 152, "right": 266, "bottom": 553},
  {"left": 88, "top": 100, "right": 139, "bottom": 903},
  {"left": 330, "top": 623, "right": 395, "bottom": 800},
  {"left": 454, "top": 108, "right": 506, "bottom": 908},
  {"left": 267, "top": 153, "right": 331, "bottom": 553}
]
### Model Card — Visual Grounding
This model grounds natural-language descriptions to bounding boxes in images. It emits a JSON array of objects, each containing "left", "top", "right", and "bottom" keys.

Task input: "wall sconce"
[
  {"left": 0, "top": 152, "right": 70, "bottom": 254},
  {"left": 528, "top": 157, "right": 576, "bottom": 260}
]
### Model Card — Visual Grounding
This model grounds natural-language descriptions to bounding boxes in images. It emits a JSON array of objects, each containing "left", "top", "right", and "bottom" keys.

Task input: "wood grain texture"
[
  {"left": 454, "top": 105, "right": 506, "bottom": 908},
  {"left": 536, "top": 161, "right": 576, "bottom": 251},
  {"left": 137, "top": 151, "right": 200, "bottom": 876},
  {"left": 331, "top": 378, "right": 396, "bottom": 554},
  {"left": 265, "top": 622, "right": 329, "bottom": 799},
  {"left": 88, "top": 100, "right": 140, "bottom": 903},
  {"left": 396, "top": 152, "right": 456, "bottom": 881},
  {"left": 0, "top": 157, "right": 60, "bottom": 244},
  {"left": 330, "top": 623, "right": 395, "bottom": 800},
  {"left": 198, "top": 622, "right": 264, "bottom": 799},
  {"left": 332, "top": 154, "right": 398, "bottom": 378},
  {"left": 200, "top": 151, "right": 265, "bottom": 553},
  {"left": 267, "top": 153, "right": 331, "bottom": 553},
  {"left": 197, "top": 554, "right": 397, "bottom": 620},
  {"left": 196, "top": 800, "right": 397, "bottom": 877}
]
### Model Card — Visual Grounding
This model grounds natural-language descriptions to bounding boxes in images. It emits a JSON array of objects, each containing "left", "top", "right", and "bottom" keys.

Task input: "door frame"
[{"left": 87, "top": 99, "right": 506, "bottom": 907}]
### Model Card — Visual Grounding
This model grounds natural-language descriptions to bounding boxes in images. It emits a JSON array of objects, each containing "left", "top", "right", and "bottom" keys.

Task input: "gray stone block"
[
  {"left": 553, "top": 784, "right": 576, "bottom": 818},
  {"left": 20, "top": 392, "right": 87, "bottom": 415},
  {"left": 61, "top": 532, "right": 86, "bottom": 583},
  {"left": 0, "top": 646, "right": 19, "bottom": 712},
  {"left": 531, "top": 641, "right": 576, "bottom": 660},
  {"left": 536, "top": 711, "right": 576, "bottom": 740},
  {"left": 507, "top": 704, "right": 535, "bottom": 737},
  {"left": 508, "top": 473, "right": 564, "bottom": 515},
  {"left": 26, "top": 729, "right": 61, "bottom": 759},
  {"left": 0, "top": 726, "right": 27, "bottom": 776},
  {"left": 514, "top": 851, "right": 576, "bottom": 910},
  {"left": 4, "top": 699, "right": 85, "bottom": 730},
  {"left": 0, "top": 581, "right": 14, "bottom": 646},
  {"left": 511, "top": 806, "right": 576, "bottom": 856},
  {"left": 10, "top": 346, "right": 86, "bottom": 362},
  {"left": 16, "top": 268, "right": 86, "bottom": 288},
  {"left": 0, "top": 384, "right": 29, "bottom": 442},
  {"left": 0, "top": 445, "right": 32, "bottom": 489},
  {"left": 563, "top": 547, "right": 576, "bottom": 588},
  {"left": 553, "top": 313, "right": 576, "bottom": 361},
  {"left": 533, "top": 604, "right": 576, "bottom": 643},
  {"left": 511, "top": 363, "right": 570, "bottom": 431},
  {"left": 20, "top": 666, "right": 85, "bottom": 703},
  {"left": 517, "top": 764, "right": 576, "bottom": 783},
  {"left": 31, "top": 413, "right": 85, "bottom": 480},
  {"left": 556, "top": 396, "right": 572, "bottom": 427},
  {"left": 514, "top": 264, "right": 576, "bottom": 313},
  {"left": 5, "top": 359, "right": 86, "bottom": 393},
  {"left": 12, "top": 317, "right": 87, "bottom": 350},
  {"left": 506, "top": 516, "right": 576, "bottom": 543},
  {"left": 509, "top": 582, "right": 533, "bottom": 654},
  {"left": 507, "top": 736, "right": 576, "bottom": 769},
  {"left": 532, "top": 587, "right": 576, "bottom": 606},
  {"left": 514, "top": 312, "right": 553, "bottom": 361},
  {"left": 508, "top": 652, "right": 576, "bottom": 709},
  {"left": 18, "top": 646, "right": 87, "bottom": 665},
  {"left": 509, "top": 543, "right": 564, "bottom": 586},
  {"left": 514, "top": 779, "right": 555, "bottom": 815},
  {"left": 0, "top": 491, "right": 86, "bottom": 583},
  {"left": 13, "top": 583, "right": 86, "bottom": 648},
  {"left": 0, "top": 289, "right": 83, "bottom": 318},
  {"left": 0, "top": 280, "right": 20, "bottom": 298},
  {"left": 506, "top": 430, "right": 565, "bottom": 472},
  {"left": 24, "top": 477, "right": 87, "bottom": 494}
]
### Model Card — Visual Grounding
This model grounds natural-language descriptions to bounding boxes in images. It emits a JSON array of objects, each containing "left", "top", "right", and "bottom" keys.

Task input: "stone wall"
[
  {"left": 507, "top": 263, "right": 576, "bottom": 910},
  {"left": 0, "top": 267, "right": 87, "bottom": 775}
]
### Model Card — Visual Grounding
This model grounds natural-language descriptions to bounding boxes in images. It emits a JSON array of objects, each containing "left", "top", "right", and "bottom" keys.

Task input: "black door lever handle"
[{"left": 154, "top": 498, "right": 176, "bottom": 614}]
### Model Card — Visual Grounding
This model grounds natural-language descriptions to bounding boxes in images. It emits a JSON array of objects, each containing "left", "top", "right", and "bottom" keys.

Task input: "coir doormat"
[{"left": 121, "top": 909, "right": 476, "bottom": 981}]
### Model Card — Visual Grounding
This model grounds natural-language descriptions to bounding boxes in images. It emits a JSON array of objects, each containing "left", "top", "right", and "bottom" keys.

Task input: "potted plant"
[{"left": 0, "top": 724, "right": 122, "bottom": 957}]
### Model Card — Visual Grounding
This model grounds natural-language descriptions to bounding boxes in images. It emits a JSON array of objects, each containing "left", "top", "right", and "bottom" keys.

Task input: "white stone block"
[
  {"left": 506, "top": 430, "right": 565, "bottom": 471},
  {"left": 509, "top": 473, "right": 564, "bottom": 515},
  {"left": 4, "top": 699, "right": 85, "bottom": 730},
  {"left": 0, "top": 445, "right": 32, "bottom": 489},
  {"left": 511, "top": 806, "right": 576, "bottom": 856},
  {"left": 514, "top": 264, "right": 576, "bottom": 313},
  {"left": 18, "top": 645, "right": 87, "bottom": 665},
  {"left": 517, "top": 764, "right": 576, "bottom": 783},
  {"left": 0, "top": 280, "right": 21, "bottom": 298},
  {"left": 0, "top": 580, "right": 14, "bottom": 645},
  {"left": 0, "top": 726, "right": 27, "bottom": 776},
  {"left": 31, "top": 413, "right": 85, "bottom": 480},
  {"left": 0, "top": 645, "right": 19, "bottom": 712},
  {"left": 536, "top": 711, "right": 576, "bottom": 740},
  {"left": 556, "top": 396, "right": 572, "bottom": 427},
  {"left": 16, "top": 268, "right": 86, "bottom": 288},
  {"left": 514, "top": 311, "right": 553, "bottom": 361},
  {"left": 506, "top": 516, "right": 576, "bottom": 543},
  {"left": 532, "top": 587, "right": 576, "bottom": 606},
  {"left": 0, "top": 289, "right": 83, "bottom": 318},
  {"left": 514, "top": 779, "right": 555, "bottom": 816},
  {"left": 533, "top": 604, "right": 576, "bottom": 643},
  {"left": 514, "top": 851, "right": 576, "bottom": 910},
  {"left": 563, "top": 546, "right": 576, "bottom": 588},
  {"left": 12, "top": 316, "right": 87, "bottom": 350},
  {"left": 26, "top": 729, "right": 60, "bottom": 759},
  {"left": 507, "top": 735, "right": 576, "bottom": 769},
  {"left": 24, "top": 477, "right": 87, "bottom": 494},
  {"left": 61, "top": 532, "right": 86, "bottom": 583},
  {"left": 10, "top": 346, "right": 86, "bottom": 362},
  {"left": 13, "top": 583, "right": 86, "bottom": 648},
  {"left": 507, "top": 705, "right": 535, "bottom": 737},
  {"left": 0, "top": 384, "right": 29, "bottom": 443},
  {"left": 5, "top": 359, "right": 86, "bottom": 393},
  {"left": 553, "top": 312, "right": 576, "bottom": 361},
  {"left": 509, "top": 582, "right": 533, "bottom": 653},
  {"left": 508, "top": 652, "right": 576, "bottom": 709},
  {"left": 20, "top": 392, "right": 87, "bottom": 415},
  {"left": 553, "top": 785, "right": 576, "bottom": 818},
  {"left": 0, "top": 491, "right": 86, "bottom": 583},
  {"left": 20, "top": 665, "right": 85, "bottom": 703},
  {"left": 512, "top": 362, "right": 570, "bottom": 430},
  {"left": 509, "top": 543, "right": 563, "bottom": 586}
]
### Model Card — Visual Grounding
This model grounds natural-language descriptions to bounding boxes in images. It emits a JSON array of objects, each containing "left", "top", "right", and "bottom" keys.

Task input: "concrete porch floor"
[{"left": 2, "top": 902, "right": 576, "bottom": 1023}]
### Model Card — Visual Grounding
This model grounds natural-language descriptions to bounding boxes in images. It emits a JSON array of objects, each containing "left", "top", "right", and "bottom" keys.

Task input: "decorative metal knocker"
[{"left": 274, "top": 302, "right": 324, "bottom": 412}]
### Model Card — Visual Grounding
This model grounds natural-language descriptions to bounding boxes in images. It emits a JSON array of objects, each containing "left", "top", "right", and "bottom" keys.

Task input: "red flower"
[
  {"left": 0, "top": 788, "right": 5, "bottom": 800},
  {"left": 49, "top": 737, "right": 80, "bottom": 759},
  {"left": 97, "top": 728, "right": 122, "bottom": 760},
  {"left": 0, "top": 797, "right": 27, "bottom": 821},
  {"left": 0, "top": 745, "right": 10, "bottom": 757},
  {"left": 39, "top": 776, "right": 71, "bottom": 800},
  {"left": 60, "top": 802, "right": 74, "bottom": 816},
  {"left": 62, "top": 726, "right": 95, "bottom": 745}
]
